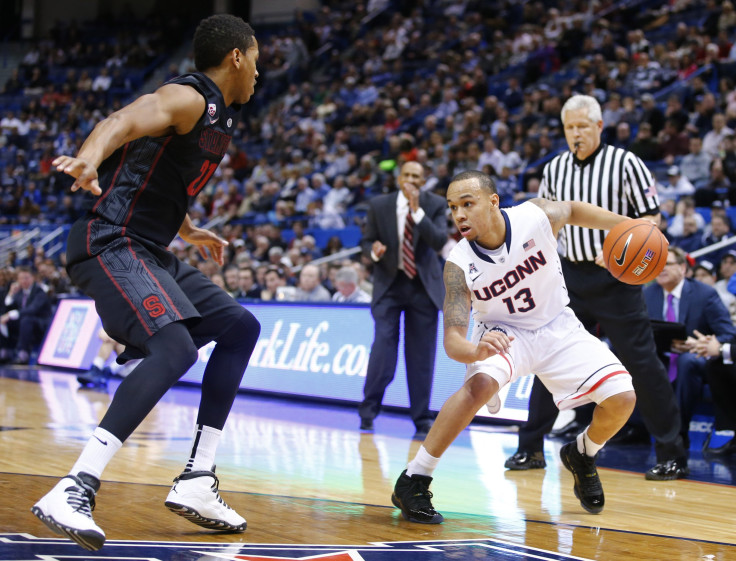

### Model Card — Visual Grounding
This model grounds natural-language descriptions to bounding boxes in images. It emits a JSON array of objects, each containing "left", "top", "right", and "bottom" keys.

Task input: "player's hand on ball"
[{"left": 476, "top": 331, "right": 514, "bottom": 360}]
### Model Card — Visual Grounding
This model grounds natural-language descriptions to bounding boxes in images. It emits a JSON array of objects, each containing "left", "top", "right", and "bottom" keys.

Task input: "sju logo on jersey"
[
  {"left": 208, "top": 103, "right": 217, "bottom": 117},
  {"left": 473, "top": 250, "right": 547, "bottom": 301}
]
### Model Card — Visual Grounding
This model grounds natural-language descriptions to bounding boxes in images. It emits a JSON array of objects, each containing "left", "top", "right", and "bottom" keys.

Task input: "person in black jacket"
[
  {"left": 0, "top": 267, "right": 52, "bottom": 364},
  {"left": 359, "top": 161, "right": 448, "bottom": 438}
]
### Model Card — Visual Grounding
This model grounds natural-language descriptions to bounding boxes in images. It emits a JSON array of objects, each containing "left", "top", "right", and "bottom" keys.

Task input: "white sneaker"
[
  {"left": 165, "top": 470, "right": 246, "bottom": 532},
  {"left": 486, "top": 393, "right": 501, "bottom": 415},
  {"left": 31, "top": 473, "right": 105, "bottom": 551}
]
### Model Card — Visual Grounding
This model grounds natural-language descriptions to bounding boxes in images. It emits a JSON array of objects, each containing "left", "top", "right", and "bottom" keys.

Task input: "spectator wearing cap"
[
  {"left": 331, "top": 266, "right": 371, "bottom": 304},
  {"left": 694, "top": 260, "right": 736, "bottom": 322},
  {"left": 680, "top": 136, "right": 713, "bottom": 186},
  {"left": 659, "top": 165, "right": 695, "bottom": 203}
]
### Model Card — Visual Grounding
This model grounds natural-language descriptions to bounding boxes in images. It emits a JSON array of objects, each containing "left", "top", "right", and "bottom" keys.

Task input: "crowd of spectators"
[{"left": 1, "top": 0, "right": 736, "bottom": 355}]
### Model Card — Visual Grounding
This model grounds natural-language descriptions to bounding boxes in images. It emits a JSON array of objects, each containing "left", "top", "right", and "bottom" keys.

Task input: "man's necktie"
[
  {"left": 666, "top": 293, "right": 678, "bottom": 382},
  {"left": 21, "top": 292, "right": 28, "bottom": 308},
  {"left": 403, "top": 211, "right": 416, "bottom": 279}
]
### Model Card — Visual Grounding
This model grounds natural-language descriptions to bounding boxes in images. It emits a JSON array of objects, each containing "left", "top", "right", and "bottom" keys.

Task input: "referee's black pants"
[{"left": 518, "top": 260, "right": 688, "bottom": 463}]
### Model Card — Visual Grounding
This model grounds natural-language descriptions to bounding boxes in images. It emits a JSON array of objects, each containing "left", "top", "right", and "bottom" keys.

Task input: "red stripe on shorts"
[
  {"left": 97, "top": 255, "right": 153, "bottom": 336},
  {"left": 567, "top": 370, "right": 629, "bottom": 402},
  {"left": 125, "top": 237, "right": 183, "bottom": 319}
]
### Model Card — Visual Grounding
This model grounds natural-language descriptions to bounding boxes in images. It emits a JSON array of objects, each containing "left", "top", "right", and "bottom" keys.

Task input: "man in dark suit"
[
  {"left": 644, "top": 247, "right": 736, "bottom": 447},
  {"left": 0, "top": 267, "right": 52, "bottom": 364},
  {"left": 359, "top": 161, "right": 448, "bottom": 438}
]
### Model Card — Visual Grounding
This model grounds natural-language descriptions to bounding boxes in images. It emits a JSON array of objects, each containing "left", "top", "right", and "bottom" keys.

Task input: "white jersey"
[{"left": 446, "top": 202, "right": 569, "bottom": 331}]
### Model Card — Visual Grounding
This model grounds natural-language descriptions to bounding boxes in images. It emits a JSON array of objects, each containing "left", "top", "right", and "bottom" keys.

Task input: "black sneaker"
[
  {"left": 391, "top": 470, "right": 443, "bottom": 524},
  {"left": 645, "top": 459, "right": 689, "bottom": 480},
  {"left": 504, "top": 451, "right": 546, "bottom": 470},
  {"left": 560, "top": 442, "right": 604, "bottom": 514}
]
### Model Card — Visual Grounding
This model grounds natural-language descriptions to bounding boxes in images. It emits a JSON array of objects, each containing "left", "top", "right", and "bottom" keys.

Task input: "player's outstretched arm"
[
  {"left": 529, "top": 198, "right": 630, "bottom": 237},
  {"left": 53, "top": 84, "right": 206, "bottom": 195}
]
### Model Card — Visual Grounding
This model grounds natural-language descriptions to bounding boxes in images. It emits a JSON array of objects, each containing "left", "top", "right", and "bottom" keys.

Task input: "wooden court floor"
[{"left": 1, "top": 368, "right": 736, "bottom": 560}]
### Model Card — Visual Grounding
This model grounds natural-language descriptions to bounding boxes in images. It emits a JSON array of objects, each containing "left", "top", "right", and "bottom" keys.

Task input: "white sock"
[
  {"left": 184, "top": 424, "right": 222, "bottom": 473},
  {"left": 576, "top": 426, "right": 605, "bottom": 457},
  {"left": 406, "top": 445, "right": 441, "bottom": 477},
  {"left": 70, "top": 427, "right": 122, "bottom": 479},
  {"left": 92, "top": 357, "right": 106, "bottom": 370}
]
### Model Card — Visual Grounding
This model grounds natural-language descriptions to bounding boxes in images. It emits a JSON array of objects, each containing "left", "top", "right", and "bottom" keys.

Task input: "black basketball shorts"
[{"left": 68, "top": 235, "right": 245, "bottom": 359}]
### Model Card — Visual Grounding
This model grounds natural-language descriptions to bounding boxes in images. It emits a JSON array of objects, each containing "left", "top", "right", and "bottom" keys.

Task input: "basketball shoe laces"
[
  {"left": 64, "top": 475, "right": 96, "bottom": 518},
  {"left": 175, "top": 470, "right": 229, "bottom": 508},
  {"left": 406, "top": 477, "right": 435, "bottom": 510}
]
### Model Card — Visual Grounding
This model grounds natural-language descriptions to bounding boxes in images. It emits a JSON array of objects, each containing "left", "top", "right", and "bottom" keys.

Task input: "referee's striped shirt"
[{"left": 538, "top": 143, "right": 660, "bottom": 263}]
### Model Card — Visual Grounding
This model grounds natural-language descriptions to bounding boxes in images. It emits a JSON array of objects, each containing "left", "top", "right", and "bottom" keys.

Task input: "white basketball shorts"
[{"left": 465, "top": 307, "right": 634, "bottom": 411}]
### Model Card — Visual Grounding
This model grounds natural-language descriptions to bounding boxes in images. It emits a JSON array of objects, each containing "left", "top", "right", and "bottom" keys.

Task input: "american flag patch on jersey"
[
  {"left": 646, "top": 182, "right": 658, "bottom": 198},
  {"left": 523, "top": 239, "right": 536, "bottom": 251}
]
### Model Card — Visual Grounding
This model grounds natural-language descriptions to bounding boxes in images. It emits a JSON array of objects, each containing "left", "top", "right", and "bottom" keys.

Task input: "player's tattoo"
[
  {"left": 530, "top": 197, "right": 567, "bottom": 234},
  {"left": 444, "top": 262, "right": 470, "bottom": 329}
]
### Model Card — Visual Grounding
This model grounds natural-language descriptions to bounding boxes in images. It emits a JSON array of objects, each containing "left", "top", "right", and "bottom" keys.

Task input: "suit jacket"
[
  {"left": 7, "top": 283, "right": 52, "bottom": 322},
  {"left": 644, "top": 278, "right": 736, "bottom": 343},
  {"left": 361, "top": 190, "right": 447, "bottom": 310}
]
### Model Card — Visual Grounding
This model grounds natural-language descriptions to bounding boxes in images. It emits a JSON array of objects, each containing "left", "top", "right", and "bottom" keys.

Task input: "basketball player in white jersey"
[{"left": 391, "top": 170, "right": 637, "bottom": 522}]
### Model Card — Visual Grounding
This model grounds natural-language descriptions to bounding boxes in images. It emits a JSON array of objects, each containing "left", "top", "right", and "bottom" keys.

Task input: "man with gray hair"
[{"left": 332, "top": 265, "right": 371, "bottom": 304}]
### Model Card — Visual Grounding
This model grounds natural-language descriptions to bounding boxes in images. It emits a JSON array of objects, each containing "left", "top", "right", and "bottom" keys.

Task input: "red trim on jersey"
[
  {"left": 93, "top": 143, "right": 129, "bottom": 212},
  {"left": 96, "top": 255, "right": 153, "bottom": 336},
  {"left": 568, "top": 370, "right": 629, "bottom": 401},
  {"left": 86, "top": 218, "right": 96, "bottom": 257},
  {"left": 123, "top": 136, "right": 172, "bottom": 227},
  {"left": 124, "top": 236, "right": 183, "bottom": 319}
]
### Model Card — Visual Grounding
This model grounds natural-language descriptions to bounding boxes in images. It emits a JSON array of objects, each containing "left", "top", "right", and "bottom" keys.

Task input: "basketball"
[{"left": 602, "top": 219, "right": 669, "bottom": 285}]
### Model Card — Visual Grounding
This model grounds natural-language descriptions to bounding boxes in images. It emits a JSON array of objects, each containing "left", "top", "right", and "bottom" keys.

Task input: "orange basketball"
[{"left": 602, "top": 219, "right": 669, "bottom": 285}]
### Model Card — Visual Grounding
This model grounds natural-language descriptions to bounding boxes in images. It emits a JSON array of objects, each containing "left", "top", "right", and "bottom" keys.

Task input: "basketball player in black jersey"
[{"left": 31, "top": 15, "right": 261, "bottom": 551}]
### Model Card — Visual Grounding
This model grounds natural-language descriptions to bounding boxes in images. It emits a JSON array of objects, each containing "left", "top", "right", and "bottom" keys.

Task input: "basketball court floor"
[{"left": 1, "top": 365, "right": 735, "bottom": 560}]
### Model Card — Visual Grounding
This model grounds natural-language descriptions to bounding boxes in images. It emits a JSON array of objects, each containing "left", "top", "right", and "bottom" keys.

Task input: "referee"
[{"left": 504, "top": 95, "right": 689, "bottom": 480}]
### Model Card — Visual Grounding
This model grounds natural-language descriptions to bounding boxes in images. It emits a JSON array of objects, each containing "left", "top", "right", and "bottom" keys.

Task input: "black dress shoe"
[
  {"left": 504, "top": 451, "right": 546, "bottom": 470},
  {"left": 359, "top": 418, "right": 374, "bottom": 432},
  {"left": 549, "top": 420, "right": 583, "bottom": 440},
  {"left": 704, "top": 437, "right": 736, "bottom": 457},
  {"left": 645, "top": 458, "right": 689, "bottom": 481}
]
